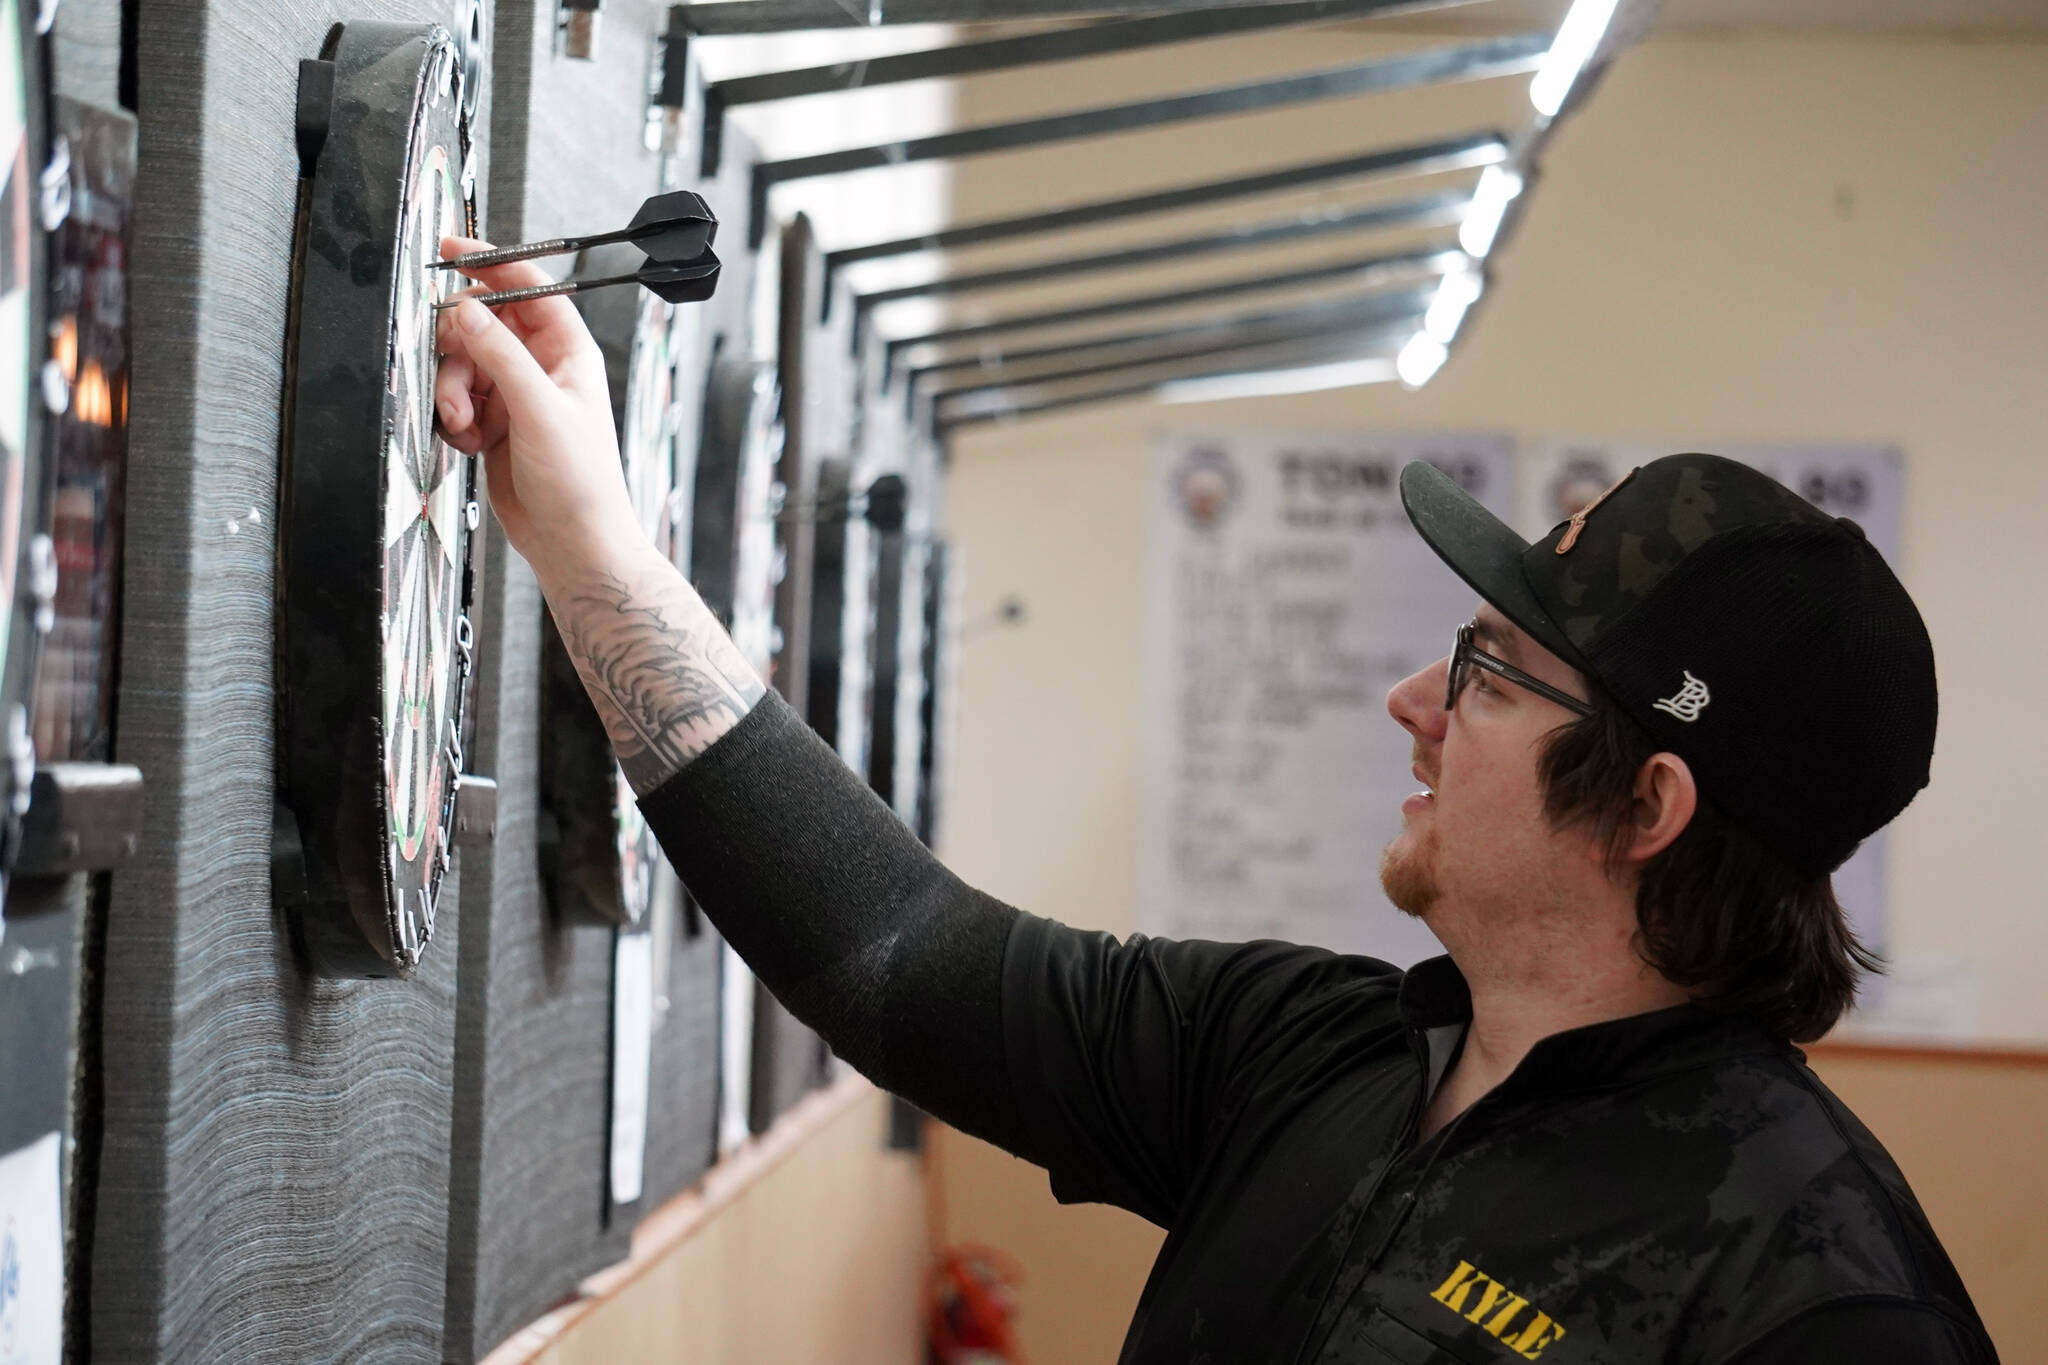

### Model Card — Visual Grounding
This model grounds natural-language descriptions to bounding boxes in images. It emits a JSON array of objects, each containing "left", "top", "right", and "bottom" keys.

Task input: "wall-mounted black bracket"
[
  {"left": 926, "top": 290, "right": 1426, "bottom": 408},
  {"left": 881, "top": 241, "right": 1457, "bottom": 385},
  {"left": 745, "top": 32, "right": 1545, "bottom": 245},
  {"left": 675, "top": 0, "right": 1395, "bottom": 33},
  {"left": 647, "top": 9, "right": 695, "bottom": 157},
  {"left": 938, "top": 327, "right": 1411, "bottom": 432},
  {"left": 822, "top": 129, "right": 1500, "bottom": 321},
  {"left": 701, "top": 0, "right": 1482, "bottom": 177},
  {"left": 911, "top": 283, "right": 1432, "bottom": 398},
  {"left": 854, "top": 186, "right": 1465, "bottom": 349},
  {"left": 12, "top": 762, "right": 146, "bottom": 877}
]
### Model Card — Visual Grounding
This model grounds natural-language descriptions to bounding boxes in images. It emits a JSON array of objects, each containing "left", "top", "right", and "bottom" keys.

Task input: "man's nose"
[{"left": 1388, "top": 656, "right": 1450, "bottom": 743}]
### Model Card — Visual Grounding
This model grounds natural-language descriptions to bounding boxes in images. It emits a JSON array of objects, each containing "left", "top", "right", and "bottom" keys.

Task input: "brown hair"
[{"left": 1537, "top": 691, "right": 1879, "bottom": 1042}]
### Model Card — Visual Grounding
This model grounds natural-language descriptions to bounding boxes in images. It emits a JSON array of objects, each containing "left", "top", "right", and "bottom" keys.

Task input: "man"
[{"left": 434, "top": 242, "right": 1997, "bottom": 1364}]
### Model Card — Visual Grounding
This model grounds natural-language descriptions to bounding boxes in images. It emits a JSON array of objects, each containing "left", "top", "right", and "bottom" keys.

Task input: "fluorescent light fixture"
[
  {"left": 1157, "top": 356, "right": 1399, "bottom": 405},
  {"left": 1423, "top": 264, "right": 1483, "bottom": 344},
  {"left": 1459, "top": 165, "right": 1524, "bottom": 258},
  {"left": 1396, "top": 332, "right": 1448, "bottom": 390},
  {"left": 1530, "top": 0, "right": 1622, "bottom": 117}
]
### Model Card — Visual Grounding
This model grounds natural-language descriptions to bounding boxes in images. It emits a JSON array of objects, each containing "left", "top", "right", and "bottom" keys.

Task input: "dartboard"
[
  {"left": 693, "top": 355, "right": 784, "bottom": 679},
  {"left": 0, "top": 0, "right": 56, "bottom": 880},
  {"left": 544, "top": 267, "right": 684, "bottom": 927},
  {"left": 280, "top": 20, "right": 482, "bottom": 977}
]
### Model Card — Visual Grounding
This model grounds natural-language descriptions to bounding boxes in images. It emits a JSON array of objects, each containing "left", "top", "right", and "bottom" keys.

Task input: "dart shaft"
[
  {"left": 436, "top": 270, "right": 644, "bottom": 310},
  {"left": 431, "top": 237, "right": 578, "bottom": 270}
]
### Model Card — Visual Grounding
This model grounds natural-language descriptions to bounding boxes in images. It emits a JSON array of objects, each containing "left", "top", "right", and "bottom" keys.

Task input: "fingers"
[
  {"left": 435, "top": 349, "right": 477, "bottom": 429},
  {"left": 439, "top": 390, "right": 507, "bottom": 456},
  {"left": 446, "top": 298, "right": 558, "bottom": 427},
  {"left": 440, "top": 236, "right": 582, "bottom": 334}
]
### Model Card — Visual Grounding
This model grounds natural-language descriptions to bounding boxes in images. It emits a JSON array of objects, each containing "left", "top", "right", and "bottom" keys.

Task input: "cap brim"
[{"left": 1398, "top": 461, "right": 1589, "bottom": 672}]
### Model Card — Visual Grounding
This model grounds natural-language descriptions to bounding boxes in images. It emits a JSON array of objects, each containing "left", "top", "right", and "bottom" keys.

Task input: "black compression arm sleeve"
[{"left": 636, "top": 692, "right": 1030, "bottom": 1153}]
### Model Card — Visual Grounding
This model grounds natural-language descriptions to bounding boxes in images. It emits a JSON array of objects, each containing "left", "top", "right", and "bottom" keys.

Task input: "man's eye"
[{"left": 1472, "top": 672, "right": 1497, "bottom": 694}]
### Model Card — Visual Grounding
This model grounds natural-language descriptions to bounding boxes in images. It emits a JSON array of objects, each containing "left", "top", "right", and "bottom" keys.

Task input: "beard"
[{"left": 1380, "top": 820, "right": 1442, "bottom": 918}]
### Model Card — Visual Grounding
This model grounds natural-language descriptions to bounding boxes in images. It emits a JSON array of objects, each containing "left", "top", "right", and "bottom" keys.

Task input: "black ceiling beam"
[
  {"left": 854, "top": 186, "right": 1464, "bottom": 338},
  {"left": 707, "top": 0, "right": 1484, "bottom": 168},
  {"left": 881, "top": 241, "right": 1456, "bottom": 382},
  {"left": 820, "top": 129, "right": 1500, "bottom": 315},
  {"left": 746, "top": 31, "right": 1549, "bottom": 242},
  {"left": 937, "top": 328, "right": 1409, "bottom": 430},
  {"left": 921, "top": 287, "right": 1430, "bottom": 402},
  {"left": 676, "top": 0, "right": 1441, "bottom": 34},
  {"left": 911, "top": 282, "right": 1430, "bottom": 386}
]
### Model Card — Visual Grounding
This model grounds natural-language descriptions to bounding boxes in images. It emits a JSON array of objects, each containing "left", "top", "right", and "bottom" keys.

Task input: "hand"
[{"left": 432, "top": 236, "right": 644, "bottom": 583}]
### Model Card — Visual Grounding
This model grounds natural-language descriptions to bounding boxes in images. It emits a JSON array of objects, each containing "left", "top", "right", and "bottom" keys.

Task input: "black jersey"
[{"left": 642, "top": 694, "right": 1997, "bottom": 1364}]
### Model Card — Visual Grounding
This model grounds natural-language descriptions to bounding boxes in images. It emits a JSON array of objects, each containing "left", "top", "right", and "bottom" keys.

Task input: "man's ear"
[{"left": 1620, "top": 752, "right": 1697, "bottom": 867}]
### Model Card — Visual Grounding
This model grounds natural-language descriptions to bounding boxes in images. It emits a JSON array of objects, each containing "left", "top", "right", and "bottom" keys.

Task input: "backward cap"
[{"left": 1405, "top": 453, "right": 1938, "bottom": 877}]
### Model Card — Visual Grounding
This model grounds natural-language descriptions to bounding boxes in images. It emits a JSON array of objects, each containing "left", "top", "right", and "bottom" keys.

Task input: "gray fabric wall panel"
[
  {"left": 640, "top": 119, "right": 760, "bottom": 1190},
  {"left": 638, "top": 871, "right": 723, "bottom": 1208},
  {"left": 443, "top": 3, "right": 684, "bottom": 1359},
  {"left": 99, "top": 4, "right": 484, "bottom": 1360}
]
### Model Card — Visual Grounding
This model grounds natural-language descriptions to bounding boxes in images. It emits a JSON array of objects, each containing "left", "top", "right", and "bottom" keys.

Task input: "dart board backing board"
[
  {"left": 866, "top": 526, "right": 904, "bottom": 803},
  {"left": 541, "top": 242, "right": 692, "bottom": 930},
  {"left": 917, "top": 539, "right": 962, "bottom": 850},
  {"left": 280, "top": 19, "right": 481, "bottom": 979}
]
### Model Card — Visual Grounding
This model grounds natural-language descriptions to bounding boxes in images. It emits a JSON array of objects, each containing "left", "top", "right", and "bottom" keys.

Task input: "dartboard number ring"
[{"left": 279, "top": 21, "right": 482, "bottom": 978}]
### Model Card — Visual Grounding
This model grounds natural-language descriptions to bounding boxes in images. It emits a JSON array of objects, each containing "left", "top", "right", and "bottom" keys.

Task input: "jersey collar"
[{"left": 1396, "top": 954, "right": 1790, "bottom": 1095}]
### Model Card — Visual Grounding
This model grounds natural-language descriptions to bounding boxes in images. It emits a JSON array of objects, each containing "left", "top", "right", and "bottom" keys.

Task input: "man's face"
[{"left": 1380, "top": 603, "right": 1593, "bottom": 935}]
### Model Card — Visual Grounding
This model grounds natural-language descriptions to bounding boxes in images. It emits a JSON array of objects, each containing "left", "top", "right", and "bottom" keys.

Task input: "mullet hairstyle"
[{"left": 1535, "top": 690, "right": 1880, "bottom": 1043}]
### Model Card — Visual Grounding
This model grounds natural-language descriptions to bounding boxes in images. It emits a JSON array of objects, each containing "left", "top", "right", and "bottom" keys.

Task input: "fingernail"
[
  {"left": 458, "top": 299, "right": 490, "bottom": 334},
  {"left": 438, "top": 397, "right": 457, "bottom": 424}
]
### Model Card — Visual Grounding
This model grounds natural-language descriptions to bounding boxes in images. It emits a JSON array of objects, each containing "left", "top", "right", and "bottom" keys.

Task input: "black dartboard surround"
[
  {"left": 916, "top": 540, "right": 957, "bottom": 850},
  {"left": 0, "top": 0, "right": 60, "bottom": 880},
  {"left": 692, "top": 354, "right": 783, "bottom": 681},
  {"left": 542, "top": 247, "right": 685, "bottom": 928},
  {"left": 280, "top": 21, "right": 481, "bottom": 978}
]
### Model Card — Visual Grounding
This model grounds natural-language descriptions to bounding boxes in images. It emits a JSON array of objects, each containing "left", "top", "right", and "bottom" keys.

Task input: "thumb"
[{"left": 450, "top": 298, "right": 556, "bottom": 424}]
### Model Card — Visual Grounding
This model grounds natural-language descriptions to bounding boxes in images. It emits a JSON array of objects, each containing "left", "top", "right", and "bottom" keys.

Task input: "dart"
[
  {"left": 433, "top": 189, "right": 722, "bottom": 308},
  {"left": 438, "top": 254, "right": 721, "bottom": 309}
]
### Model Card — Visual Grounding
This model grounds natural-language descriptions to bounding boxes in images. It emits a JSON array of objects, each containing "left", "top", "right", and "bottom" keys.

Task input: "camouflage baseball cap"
[{"left": 1400, "top": 453, "right": 1937, "bottom": 878}]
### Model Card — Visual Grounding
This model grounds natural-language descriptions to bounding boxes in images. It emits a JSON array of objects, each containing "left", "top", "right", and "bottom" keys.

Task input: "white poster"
[
  {"left": 1141, "top": 429, "right": 1516, "bottom": 966},
  {"left": 607, "top": 929, "right": 655, "bottom": 1207},
  {"left": 1516, "top": 438, "right": 1904, "bottom": 952},
  {"left": 0, "top": 1132, "right": 63, "bottom": 1365}
]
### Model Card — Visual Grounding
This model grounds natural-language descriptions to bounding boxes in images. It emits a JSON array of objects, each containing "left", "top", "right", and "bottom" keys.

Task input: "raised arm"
[
  {"left": 430, "top": 242, "right": 1032, "bottom": 1152},
  {"left": 430, "top": 243, "right": 761, "bottom": 794}
]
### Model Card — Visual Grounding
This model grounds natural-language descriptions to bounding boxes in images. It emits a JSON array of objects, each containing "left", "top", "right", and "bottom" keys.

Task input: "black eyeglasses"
[{"left": 1446, "top": 622, "right": 1594, "bottom": 717}]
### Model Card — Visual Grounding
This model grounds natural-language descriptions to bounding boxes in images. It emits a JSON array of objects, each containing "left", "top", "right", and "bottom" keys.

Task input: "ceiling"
[{"left": 1410, "top": 0, "right": 2048, "bottom": 35}]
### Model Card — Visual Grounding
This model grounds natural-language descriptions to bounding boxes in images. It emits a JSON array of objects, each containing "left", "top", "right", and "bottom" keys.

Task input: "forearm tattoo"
[{"left": 555, "top": 565, "right": 767, "bottom": 795}]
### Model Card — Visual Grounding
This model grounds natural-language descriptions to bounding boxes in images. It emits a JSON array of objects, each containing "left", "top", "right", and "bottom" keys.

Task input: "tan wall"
[
  {"left": 500, "top": 1081, "right": 928, "bottom": 1365},
  {"left": 931, "top": 24, "right": 2048, "bottom": 1365}
]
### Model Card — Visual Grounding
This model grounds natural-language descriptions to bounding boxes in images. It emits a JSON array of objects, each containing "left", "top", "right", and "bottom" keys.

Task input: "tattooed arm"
[
  {"left": 433, "top": 236, "right": 1033, "bottom": 1165},
  {"left": 545, "top": 550, "right": 766, "bottom": 795},
  {"left": 431, "top": 238, "right": 765, "bottom": 788}
]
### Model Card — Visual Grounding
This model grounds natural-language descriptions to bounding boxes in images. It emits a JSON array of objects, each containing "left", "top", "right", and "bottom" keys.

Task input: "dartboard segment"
[{"left": 279, "top": 21, "right": 482, "bottom": 978}]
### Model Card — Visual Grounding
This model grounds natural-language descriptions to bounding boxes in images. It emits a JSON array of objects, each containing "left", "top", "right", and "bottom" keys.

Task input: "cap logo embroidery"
[
  {"left": 1554, "top": 466, "right": 1639, "bottom": 555},
  {"left": 1653, "top": 671, "right": 1711, "bottom": 722}
]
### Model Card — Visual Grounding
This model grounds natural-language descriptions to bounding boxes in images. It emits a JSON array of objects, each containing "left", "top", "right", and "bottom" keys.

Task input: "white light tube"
[
  {"left": 1459, "top": 165, "right": 1524, "bottom": 258},
  {"left": 1395, "top": 332, "right": 1448, "bottom": 390},
  {"left": 1423, "top": 264, "right": 1484, "bottom": 344},
  {"left": 1157, "top": 356, "right": 1399, "bottom": 405},
  {"left": 1529, "top": 0, "right": 1622, "bottom": 117}
]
